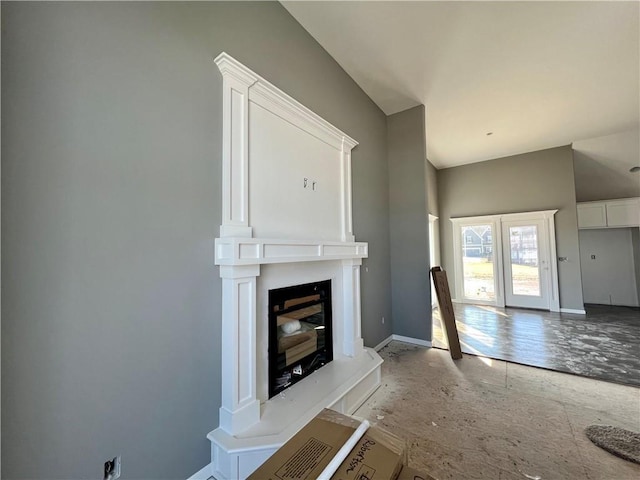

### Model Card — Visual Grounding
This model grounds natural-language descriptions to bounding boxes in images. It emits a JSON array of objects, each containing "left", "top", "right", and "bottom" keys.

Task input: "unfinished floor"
[{"left": 354, "top": 341, "right": 640, "bottom": 480}]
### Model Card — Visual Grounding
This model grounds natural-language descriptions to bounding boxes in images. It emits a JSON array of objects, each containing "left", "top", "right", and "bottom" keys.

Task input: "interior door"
[{"left": 501, "top": 220, "right": 549, "bottom": 309}]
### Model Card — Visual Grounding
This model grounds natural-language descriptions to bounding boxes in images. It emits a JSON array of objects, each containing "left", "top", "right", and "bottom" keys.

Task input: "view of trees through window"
[
  {"left": 461, "top": 223, "right": 542, "bottom": 302},
  {"left": 461, "top": 224, "right": 495, "bottom": 301},
  {"left": 508, "top": 226, "right": 540, "bottom": 296}
]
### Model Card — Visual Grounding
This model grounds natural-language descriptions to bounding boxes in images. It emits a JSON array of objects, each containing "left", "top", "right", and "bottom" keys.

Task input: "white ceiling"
[{"left": 282, "top": 1, "right": 640, "bottom": 169}]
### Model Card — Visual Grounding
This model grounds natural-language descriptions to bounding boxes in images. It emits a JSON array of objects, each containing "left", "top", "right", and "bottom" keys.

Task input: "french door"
[
  {"left": 452, "top": 211, "right": 559, "bottom": 312},
  {"left": 501, "top": 219, "right": 550, "bottom": 309}
]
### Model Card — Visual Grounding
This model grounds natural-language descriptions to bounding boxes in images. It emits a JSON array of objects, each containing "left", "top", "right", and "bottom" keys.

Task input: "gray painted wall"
[
  {"left": 426, "top": 160, "right": 440, "bottom": 308},
  {"left": 438, "top": 146, "right": 585, "bottom": 310},
  {"left": 1, "top": 2, "right": 391, "bottom": 479},
  {"left": 579, "top": 228, "right": 639, "bottom": 306},
  {"left": 573, "top": 128, "right": 640, "bottom": 202},
  {"left": 388, "top": 106, "right": 431, "bottom": 340},
  {"left": 426, "top": 160, "right": 439, "bottom": 217},
  {"left": 573, "top": 150, "right": 640, "bottom": 201}
]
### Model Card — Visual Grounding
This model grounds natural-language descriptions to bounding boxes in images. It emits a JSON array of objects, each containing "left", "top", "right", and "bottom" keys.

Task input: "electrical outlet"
[
  {"left": 381, "top": 316, "right": 385, "bottom": 324},
  {"left": 104, "top": 456, "right": 121, "bottom": 480}
]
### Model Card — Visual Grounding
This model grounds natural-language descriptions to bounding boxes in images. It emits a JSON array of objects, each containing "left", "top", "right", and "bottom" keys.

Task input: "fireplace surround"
[{"left": 207, "top": 53, "right": 382, "bottom": 479}]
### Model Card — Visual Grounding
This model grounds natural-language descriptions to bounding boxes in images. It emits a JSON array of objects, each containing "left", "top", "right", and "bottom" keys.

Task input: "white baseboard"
[
  {"left": 391, "top": 334, "right": 432, "bottom": 348},
  {"left": 560, "top": 308, "right": 586, "bottom": 315},
  {"left": 584, "top": 303, "right": 640, "bottom": 308},
  {"left": 373, "top": 335, "right": 393, "bottom": 351},
  {"left": 373, "top": 334, "right": 432, "bottom": 350},
  {"left": 187, "top": 462, "right": 212, "bottom": 480}
]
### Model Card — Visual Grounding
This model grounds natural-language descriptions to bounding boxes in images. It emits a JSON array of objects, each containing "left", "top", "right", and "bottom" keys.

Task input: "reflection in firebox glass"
[{"left": 268, "top": 279, "right": 333, "bottom": 398}]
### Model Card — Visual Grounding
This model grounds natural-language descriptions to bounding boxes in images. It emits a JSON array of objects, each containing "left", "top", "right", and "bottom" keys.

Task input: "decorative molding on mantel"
[
  {"left": 215, "top": 54, "right": 258, "bottom": 87},
  {"left": 214, "top": 52, "right": 360, "bottom": 242},
  {"left": 215, "top": 237, "right": 368, "bottom": 266},
  {"left": 214, "top": 53, "right": 358, "bottom": 152}
]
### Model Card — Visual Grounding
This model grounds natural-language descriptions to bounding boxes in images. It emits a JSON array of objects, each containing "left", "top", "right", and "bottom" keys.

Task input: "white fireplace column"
[
  {"left": 218, "top": 264, "right": 261, "bottom": 435},
  {"left": 216, "top": 54, "right": 256, "bottom": 239},
  {"left": 215, "top": 54, "right": 260, "bottom": 437},
  {"left": 342, "top": 259, "right": 364, "bottom": 357}
]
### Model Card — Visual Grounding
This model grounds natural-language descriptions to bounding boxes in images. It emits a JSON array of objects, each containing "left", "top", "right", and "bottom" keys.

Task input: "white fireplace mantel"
[
  {"left": 215, "top": 237, "right": 368, "bottom": 266},
  {"left": 208, "top": 53, "right": 382, "bottom": 480}
]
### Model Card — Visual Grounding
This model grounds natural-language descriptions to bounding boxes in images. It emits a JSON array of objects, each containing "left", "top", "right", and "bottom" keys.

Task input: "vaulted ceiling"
[{"left": 283, "top": 1, "right": 640, "bottom": 171}]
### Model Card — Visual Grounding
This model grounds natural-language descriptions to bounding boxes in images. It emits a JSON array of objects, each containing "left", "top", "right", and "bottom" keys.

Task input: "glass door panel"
[
  {"left": 461, "top": 224, "right": 496, "bottom": 302},
  {"left": 502, "top": 220, "right": 549, "bottom": 309},
  {"left": 509, "top": 225, "right": 541, "bottom": 296}
]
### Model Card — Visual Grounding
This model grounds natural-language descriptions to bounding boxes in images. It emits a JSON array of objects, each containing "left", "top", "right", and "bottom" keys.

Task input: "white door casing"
[{"left": 429, "top": 214, "right": 439, "bottom": 308}]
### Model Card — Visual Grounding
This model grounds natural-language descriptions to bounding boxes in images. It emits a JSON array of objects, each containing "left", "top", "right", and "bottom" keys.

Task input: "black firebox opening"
[{"left": 268, "top": 279, "right": 333, "bottom": 398}]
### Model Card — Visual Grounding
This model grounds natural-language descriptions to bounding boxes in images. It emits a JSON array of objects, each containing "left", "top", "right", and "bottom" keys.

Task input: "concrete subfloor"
[{"left": 354, "top": 341, "right": 640, "bottom": 480}]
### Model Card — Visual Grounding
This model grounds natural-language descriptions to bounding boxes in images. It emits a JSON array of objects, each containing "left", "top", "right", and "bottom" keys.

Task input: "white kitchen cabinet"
[
  {"left": 577, "top": 203, "right": 607, "bottom": 228},
  {"left": 606, "top": 198, "right": 640, "bottom": 227},
  {"left": 577, "top": 197, "right": 640, "bottom": 229}
]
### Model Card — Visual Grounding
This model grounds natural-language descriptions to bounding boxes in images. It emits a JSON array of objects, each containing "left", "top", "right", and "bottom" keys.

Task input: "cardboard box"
[{"left": 248, "top": 409, "right": 406, "bottom": 480}]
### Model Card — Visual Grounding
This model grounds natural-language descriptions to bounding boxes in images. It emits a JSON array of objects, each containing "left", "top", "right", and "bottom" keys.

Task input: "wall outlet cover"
[{"left": 104, "top": 456, "right": 121, "bottom": 480}]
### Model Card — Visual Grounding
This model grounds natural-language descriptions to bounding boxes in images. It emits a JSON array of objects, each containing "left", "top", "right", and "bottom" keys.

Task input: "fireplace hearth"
[{"left": 269, "top": 280, "right": 333, "bottom": 397}]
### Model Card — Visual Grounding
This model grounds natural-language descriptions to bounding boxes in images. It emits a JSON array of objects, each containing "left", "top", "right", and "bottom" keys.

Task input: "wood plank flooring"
[{"left": 432, "top": 303, "right": 640, "bottom": 386}]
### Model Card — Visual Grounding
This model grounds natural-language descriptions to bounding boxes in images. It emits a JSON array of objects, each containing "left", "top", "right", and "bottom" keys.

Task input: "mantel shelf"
[{"left": 215, "top": 237, "right": 368, "bottom": 266}]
